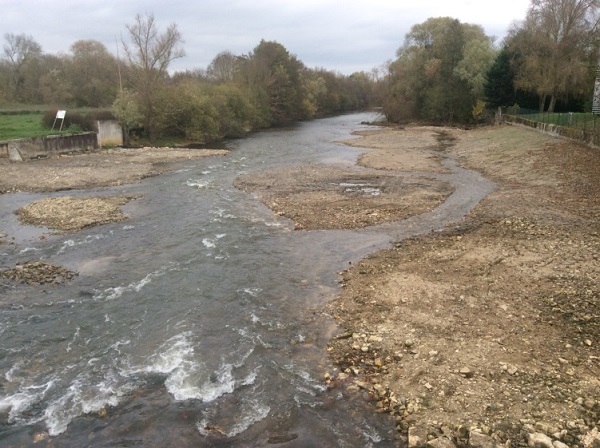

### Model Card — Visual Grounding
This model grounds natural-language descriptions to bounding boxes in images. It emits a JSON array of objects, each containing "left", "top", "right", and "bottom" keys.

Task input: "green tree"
[
  {"left": 385, "top": 17, "right": 493, "bottom": 123},
  {"left": 239, "top": 40, "right": 307, "bottom": 126},
  {"left": 484, "top": 47, "right": 517, "bottom": 108},
  {"left": 112, "top": 89, "right": 143, "bottom": 146},
  {"left": 122, "top": 12, "right": 185, "bottom": 141}
]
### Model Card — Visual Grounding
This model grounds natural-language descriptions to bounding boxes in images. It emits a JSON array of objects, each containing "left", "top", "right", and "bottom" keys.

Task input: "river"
[{"left": 0, "top": 113, "right": 494, "bottom": 447}]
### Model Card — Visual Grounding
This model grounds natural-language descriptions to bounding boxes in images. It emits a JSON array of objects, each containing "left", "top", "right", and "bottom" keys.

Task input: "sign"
[{"left": 51, "top": 110, "right": 66, "bottom": 131}]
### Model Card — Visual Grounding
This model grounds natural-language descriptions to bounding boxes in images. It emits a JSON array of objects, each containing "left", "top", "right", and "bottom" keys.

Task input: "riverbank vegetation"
[
  {"left": 1, "top": 0, "right": 598, "bottom": 139},
  {"left": 381, "top": 0, "right": 599, "bottom": 123}
]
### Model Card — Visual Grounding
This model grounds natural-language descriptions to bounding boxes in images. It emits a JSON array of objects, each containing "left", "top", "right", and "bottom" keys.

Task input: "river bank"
[{"left": 0, "top": 122, "right": 598, "bottom": 447}]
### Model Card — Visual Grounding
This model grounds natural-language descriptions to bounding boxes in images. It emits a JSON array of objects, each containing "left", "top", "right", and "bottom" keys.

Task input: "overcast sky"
[{"left": 3, "top": 0, "right": 531, "bottom": 75}]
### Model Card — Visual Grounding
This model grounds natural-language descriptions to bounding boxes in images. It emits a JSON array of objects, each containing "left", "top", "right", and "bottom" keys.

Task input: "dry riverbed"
[{"left": 0, "top": 125, "right": 598, "bottom": 447}]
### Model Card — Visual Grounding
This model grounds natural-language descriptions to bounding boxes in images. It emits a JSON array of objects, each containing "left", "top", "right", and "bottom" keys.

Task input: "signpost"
[{"left": 52, "top": 110, "right": 66, "bottom": 131}]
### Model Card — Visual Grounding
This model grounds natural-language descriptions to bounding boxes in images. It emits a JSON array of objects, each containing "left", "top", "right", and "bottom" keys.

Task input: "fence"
[{"left": 502, "top": 107, "right": 600, "bottom": 146}]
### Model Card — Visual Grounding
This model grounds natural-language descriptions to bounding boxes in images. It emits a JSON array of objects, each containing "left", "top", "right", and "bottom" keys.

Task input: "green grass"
[{"left": 0, "top": 112, "right": 77, "bottom": 140}]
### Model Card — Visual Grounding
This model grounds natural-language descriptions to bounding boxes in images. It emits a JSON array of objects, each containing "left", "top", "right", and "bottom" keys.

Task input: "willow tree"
[
  {"left": 508, "top": 0, "right": 599, "bottom": 112},
  {"left": 122, "top": 12, "right": 185, "bottom": 141},
  {"left": 384, "top": 17, "right": 494, "bottom": 123}
]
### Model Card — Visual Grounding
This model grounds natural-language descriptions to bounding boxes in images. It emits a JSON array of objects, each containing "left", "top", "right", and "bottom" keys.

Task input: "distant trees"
[{"left": 0, "top": 13, "right": 375, "bottom": 143}]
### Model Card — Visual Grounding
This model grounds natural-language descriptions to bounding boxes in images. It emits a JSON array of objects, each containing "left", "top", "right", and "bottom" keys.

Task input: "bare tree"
[
  {"left": 122, "top": 12, "right": 184, "bottom": 140},
  {"left": 2, "top": 33, "right": 42, "bottom": 100},
  {"left": 206, "top": 51, "right": 241, "bottom": 83}
]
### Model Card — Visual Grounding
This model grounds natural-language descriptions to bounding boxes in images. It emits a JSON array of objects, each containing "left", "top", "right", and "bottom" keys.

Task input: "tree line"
[
  {"left": 0, "top": 13, "right": 374, "bottom": 144},
  {"left": 381, "top": 0, "right": 599, "bottom": 123},
  {"left": 2, "top": 0, "right": 598, "bottom": 138}
]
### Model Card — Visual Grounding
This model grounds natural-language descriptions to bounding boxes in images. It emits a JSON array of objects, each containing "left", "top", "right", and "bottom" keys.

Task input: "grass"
[{"left": 0, "top": 112, "right": 82, "bottom": 140}]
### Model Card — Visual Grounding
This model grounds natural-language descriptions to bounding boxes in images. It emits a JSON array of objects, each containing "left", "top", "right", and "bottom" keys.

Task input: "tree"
[
  {"left": 122, "top": 12, "right": 185, "bottom": 141},
  {"left": 384, "top": 17, "right": 494, "bottom": 123},
  {"left": 67, "top": 40, "right": 118, "bottom": 107},
  {"left": 2, "top": 33, "right": 42, "bottom": 101},
  {"left": 484, "top": 47, "right": 517, "bottom": 108},
  {"left": 239, "top": 40, "right": 307, "bottom": 126},
  {"left": 206, "top": 51, "right": 240, "bottom": 82},
  {"left": 112, "top": 89, "right": 143, "bottom": 146},
  {"left": 507, "top": 0, "right": 599, "bottom": 112}
]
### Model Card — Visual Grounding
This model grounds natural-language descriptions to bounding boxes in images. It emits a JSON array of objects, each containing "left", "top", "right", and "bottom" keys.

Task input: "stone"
[
  {"left": 581, "top": 428, "right": 600, "bottom": 448},
  {"left": 427, "top": 437, "right": 457, "bottom": 448},
  {"left": 527, "top": 432, "right": 553, "bottom": 448},
  {"left": 459, "top": 367, "right": 474, "bottom": 378},
  {"left": 552, "top": 442, "right": 569, "bottom": 448},
  {"left": 408, "top": 427, "right": 422, "bottom": 448},
  {"left": 469, "top": 431, "right": 496, "bottom": 448}
]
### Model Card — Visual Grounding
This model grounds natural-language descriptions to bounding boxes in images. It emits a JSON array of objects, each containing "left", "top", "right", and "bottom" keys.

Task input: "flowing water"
[{"left": 0, "top": 113, "right": 494, "bottom": 447}]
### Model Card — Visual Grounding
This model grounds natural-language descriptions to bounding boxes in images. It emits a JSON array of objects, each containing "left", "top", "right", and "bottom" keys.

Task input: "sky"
[{"left": 2, "top": 0, "right": 531, "bottom": 75}]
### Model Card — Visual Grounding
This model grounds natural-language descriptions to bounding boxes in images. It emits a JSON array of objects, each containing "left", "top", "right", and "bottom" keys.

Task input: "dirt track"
[{"left": 0, "top": 124, "right": 598, "bottom": 447}]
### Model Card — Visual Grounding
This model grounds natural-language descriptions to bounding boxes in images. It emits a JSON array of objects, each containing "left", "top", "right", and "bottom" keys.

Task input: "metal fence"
[{"left": 501, "top": 107, "right": 600, "bottom": 147}]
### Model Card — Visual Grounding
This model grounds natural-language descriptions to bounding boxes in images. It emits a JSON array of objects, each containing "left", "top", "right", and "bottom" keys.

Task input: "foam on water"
[
  {"left": 202, "top": 238, "right": 216, "bottom": 249},
  {"left": 93, "top": 265, "right": 172, "bottom": 301},
  {"left": 42, "top": 372, "right": 135, "bottom": 436},
  {"left": 18, "top": 247, "right": 41, "bottom": 255},
  {"left": 186, "top": 179, "right": 210, "bottom": 189},
  {"left": 56, "top": 234, "right": 107, "bottom": 255}
]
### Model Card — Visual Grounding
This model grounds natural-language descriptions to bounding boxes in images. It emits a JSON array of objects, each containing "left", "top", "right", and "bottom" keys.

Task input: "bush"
[{"left": 41, "top": 109, "right": 116, "bottom": 132}]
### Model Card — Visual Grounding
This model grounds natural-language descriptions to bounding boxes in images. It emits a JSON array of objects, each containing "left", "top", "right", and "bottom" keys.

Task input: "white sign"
[{"left": 56, "top": 110, "right": 66, "bottom": 119}]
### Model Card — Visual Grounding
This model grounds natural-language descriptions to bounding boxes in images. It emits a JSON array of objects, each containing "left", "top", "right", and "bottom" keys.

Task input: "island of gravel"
[{"left": 0, "top": 126, "right": 598, "bottom": 448}]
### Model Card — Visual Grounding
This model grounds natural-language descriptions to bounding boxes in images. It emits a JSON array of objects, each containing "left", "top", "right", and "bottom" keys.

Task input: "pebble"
[
  {"left": 426, "top": 437, "right": 456, "bottom": 448},
  {"left": 469, "top": 431, "right": 497, "bottom": 448},
  {"left": 459, "top": 367, "right": 474, "bottom": 378},
  {"left": 527, "top": 432, "right": 553, "bottom": 448}
]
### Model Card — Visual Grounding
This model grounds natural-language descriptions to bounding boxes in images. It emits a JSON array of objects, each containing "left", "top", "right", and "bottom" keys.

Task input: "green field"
[{"left": 0, "top": 112, "right": 59, "bottom": 140}]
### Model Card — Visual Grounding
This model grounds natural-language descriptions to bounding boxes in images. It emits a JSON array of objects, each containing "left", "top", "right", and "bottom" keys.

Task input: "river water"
[{"left": 0, "top": 113, "right": 494, "bottom": 447}]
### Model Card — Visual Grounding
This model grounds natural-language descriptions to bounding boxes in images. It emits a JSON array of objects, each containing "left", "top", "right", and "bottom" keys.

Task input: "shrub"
[{"left": 41, "top": 109, "right": 115, "bottom": 132}]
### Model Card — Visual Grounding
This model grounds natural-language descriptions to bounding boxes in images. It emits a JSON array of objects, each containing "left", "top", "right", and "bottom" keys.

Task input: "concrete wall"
[
  {"left": 1, "top": 132, "right": 98, "bottom": 161},
  {"left": 96, "top": 120, "right": 123, "bottom": 147}
]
